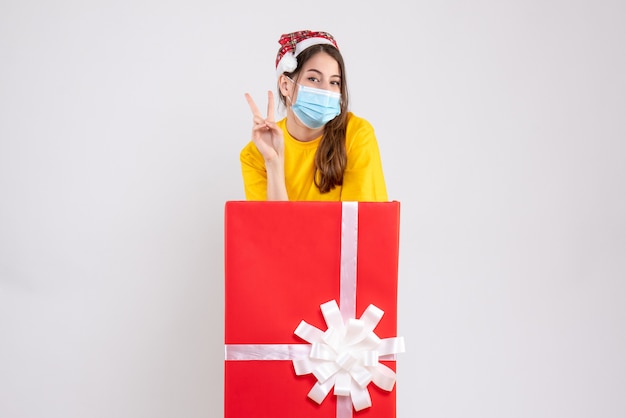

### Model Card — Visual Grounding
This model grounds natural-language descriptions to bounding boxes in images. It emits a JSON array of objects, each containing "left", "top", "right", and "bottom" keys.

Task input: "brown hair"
[{"left": 278, "top": 44, "right": 349, "bottom": 194}]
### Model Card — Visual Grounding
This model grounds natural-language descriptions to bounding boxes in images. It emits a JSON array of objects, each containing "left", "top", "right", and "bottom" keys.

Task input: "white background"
[{"left": 1, "top": 1, "right": 625, "bottom": 417}]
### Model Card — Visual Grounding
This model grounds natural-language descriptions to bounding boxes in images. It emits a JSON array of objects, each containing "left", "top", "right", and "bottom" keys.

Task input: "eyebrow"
[{"left": 305, "top": 68, "right": 342, "bottom": 79}]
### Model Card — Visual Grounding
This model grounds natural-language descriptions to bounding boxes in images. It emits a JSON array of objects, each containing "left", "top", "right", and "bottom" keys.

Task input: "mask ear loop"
[{"left": 283, "top": 76, "right": 297, "bottom": 105}]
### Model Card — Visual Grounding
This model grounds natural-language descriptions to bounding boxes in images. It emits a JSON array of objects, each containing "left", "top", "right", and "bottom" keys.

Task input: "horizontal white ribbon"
[
  {"left": 225, "top": 344, "right": 311, "bottom": 360},
  {"left": 224, "top": 343, "right": 399, "bottom": 362}
]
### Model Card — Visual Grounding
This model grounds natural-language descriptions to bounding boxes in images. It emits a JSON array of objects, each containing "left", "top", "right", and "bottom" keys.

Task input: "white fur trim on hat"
[{"left": 275, "top": 37, "right": 336, "bottom": 77}]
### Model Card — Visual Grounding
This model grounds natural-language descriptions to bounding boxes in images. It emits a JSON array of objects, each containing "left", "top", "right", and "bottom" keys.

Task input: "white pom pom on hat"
[{"left": 275, "top": 30, "right": 339, "bottom": 77}]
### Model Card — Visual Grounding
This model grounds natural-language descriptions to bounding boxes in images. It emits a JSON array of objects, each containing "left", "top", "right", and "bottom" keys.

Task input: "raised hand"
[{"left": 245, "top": 91, "right": 284, "bottom": 163}]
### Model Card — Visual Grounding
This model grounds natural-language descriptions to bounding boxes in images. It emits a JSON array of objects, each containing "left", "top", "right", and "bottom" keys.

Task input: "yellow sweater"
[{"left": 240, "top": 112, "right": 387, "bottom": 201}]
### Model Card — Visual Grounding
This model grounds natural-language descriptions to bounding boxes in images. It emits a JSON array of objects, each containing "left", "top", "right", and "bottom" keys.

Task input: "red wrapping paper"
[{"left": 224, "top": 201, "right": 401, "bottom": 417}]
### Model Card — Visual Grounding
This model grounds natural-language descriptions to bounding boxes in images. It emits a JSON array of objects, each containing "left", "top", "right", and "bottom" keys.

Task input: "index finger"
[{"left": 245, "top": 93, "right": 262, "bottom": 118}]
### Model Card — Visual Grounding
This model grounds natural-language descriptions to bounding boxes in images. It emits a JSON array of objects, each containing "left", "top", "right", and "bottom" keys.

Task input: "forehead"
[{"left": 301, "top": 51, "right": 341, "bottom": 76}]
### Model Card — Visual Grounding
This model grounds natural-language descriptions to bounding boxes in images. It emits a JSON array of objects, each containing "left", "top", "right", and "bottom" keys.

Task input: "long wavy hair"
[{"left": 278, "top": 44, "right": 349, "bottom": 194}]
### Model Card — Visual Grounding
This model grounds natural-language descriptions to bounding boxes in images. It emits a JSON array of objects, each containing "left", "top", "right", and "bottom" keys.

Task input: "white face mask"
[{"left": 287, "top": 78, "right": 341, "bottom": 129}]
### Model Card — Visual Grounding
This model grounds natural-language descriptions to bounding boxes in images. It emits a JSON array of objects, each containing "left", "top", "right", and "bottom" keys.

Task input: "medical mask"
[{"left": 287, "top": 79, "right": 341, "bottom": 129}]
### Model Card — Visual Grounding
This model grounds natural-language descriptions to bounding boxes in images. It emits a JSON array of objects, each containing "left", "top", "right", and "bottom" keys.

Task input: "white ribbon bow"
[{"left": 293, "top": 299, "right": 406, "bottom": 411}]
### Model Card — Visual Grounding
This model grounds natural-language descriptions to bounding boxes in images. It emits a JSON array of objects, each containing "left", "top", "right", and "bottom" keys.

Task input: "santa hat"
[{"left": 275, "top": 30, "right": 339, "bottom": 77}]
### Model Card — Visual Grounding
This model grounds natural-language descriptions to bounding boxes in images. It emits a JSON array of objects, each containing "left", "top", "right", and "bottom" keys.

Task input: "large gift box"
[{"left": 224, "top": 201, "right": 404, "bottom": 418}]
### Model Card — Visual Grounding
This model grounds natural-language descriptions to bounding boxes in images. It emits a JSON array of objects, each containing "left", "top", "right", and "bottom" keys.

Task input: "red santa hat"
[{"left": 275, "top": 30, "right": 339, "bottom": 77}]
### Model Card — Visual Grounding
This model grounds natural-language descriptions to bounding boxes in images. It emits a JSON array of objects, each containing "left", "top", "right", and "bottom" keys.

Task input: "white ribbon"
[
  {"left": 224, "top": 201, "right": 405, "bottom": 417},
  {"left": 340, "top": 201, "right": 359, "bottom": 322},
  {"left": 293, "top": 300, "right": 405, "bottom": 412}
]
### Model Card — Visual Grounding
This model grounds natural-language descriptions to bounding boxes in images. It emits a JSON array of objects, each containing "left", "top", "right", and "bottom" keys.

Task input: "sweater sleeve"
[
  {"left": 240, "top": 141, "right": 268, "bottom": 201},
  {"left": 340, "top": 116, "right": 388, "bottom": 202}
]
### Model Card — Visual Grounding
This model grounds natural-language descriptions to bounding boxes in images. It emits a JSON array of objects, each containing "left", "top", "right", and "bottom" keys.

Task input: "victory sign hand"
[{"left": 245, "top": 91, "right": 284, "bottom": 163}]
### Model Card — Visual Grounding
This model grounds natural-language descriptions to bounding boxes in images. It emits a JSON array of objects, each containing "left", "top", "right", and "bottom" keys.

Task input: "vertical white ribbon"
[
  {"left": 337, "top": 395, "right": 354, "bottom": 418},
  {"left": 340, "top": 201, "right": 358, "bottom": 323},
  {"left": 338, "top": 201, "right": 359, "bottom": 418}
]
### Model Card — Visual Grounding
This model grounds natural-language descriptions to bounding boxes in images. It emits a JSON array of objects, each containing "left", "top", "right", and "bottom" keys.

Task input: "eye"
[
  {"left": 307, "top": 76, "right": 320, "bottom": 83},
  {"left": 331, "top": 80, "right": 341, "bottom": 87}
]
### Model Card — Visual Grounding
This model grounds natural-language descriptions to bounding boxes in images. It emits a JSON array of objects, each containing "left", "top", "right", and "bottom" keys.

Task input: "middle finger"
[{"left": 266, "top": 90, "right": 275, "bottom": 122}]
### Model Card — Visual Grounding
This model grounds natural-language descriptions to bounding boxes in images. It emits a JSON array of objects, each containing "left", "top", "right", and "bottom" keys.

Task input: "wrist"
[{"left": 264, "top": 154, "right": 284, "bottom": 168}]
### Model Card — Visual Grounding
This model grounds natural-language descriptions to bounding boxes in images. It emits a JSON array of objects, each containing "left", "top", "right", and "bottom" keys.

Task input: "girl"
[{"left": 241, "top": 30, "right": 387, "bottom": 201}]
